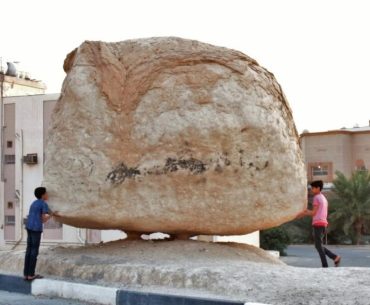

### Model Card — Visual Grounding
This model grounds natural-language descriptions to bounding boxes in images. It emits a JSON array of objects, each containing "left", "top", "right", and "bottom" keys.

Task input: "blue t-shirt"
[{"left": 26, "top": 199, "right": 49, "bottom": 232}]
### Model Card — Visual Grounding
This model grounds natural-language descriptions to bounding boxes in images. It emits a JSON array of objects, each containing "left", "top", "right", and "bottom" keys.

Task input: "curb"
[
  {"left": 0, "top": 273, "right": 270, "bottom": 305},
  {"left": 32, "top": 279, "right": 117, "bottom": 305},
  {"left": 116, "top": 290, "right": 244, "bottom": 305}
]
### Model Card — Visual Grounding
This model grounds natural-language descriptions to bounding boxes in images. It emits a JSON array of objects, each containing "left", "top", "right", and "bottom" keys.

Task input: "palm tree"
[{"left": 329, "top": 170, "right": 370, "bottom": 245}]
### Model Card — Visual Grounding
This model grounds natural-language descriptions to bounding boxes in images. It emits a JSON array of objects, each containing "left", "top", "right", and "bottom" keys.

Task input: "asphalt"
[
  {"left": 281, "top": 244, "right": 370, "bottom": 268},
  {"left": 0, "top": 290, "right": 98, "bottom": 305}
]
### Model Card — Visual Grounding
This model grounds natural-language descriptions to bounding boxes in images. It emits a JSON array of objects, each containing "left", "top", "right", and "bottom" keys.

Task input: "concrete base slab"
[{"left": 2, "top": 240, "right": 370, "bottom": 304}]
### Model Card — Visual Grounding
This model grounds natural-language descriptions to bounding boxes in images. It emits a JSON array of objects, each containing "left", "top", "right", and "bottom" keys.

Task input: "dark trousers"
[
  {"left": 313, "top": 226, "right": 337, "bottom": 268},
  {"left": 23, "top": 229, "right": 42, "bottom": 277}
]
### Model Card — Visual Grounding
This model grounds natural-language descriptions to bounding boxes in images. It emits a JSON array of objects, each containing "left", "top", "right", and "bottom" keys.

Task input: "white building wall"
[
  {"left": 0, "top": 115, "right": 4, "bottom": 246},
  {"left": 14, "top": 95, "right": 44, "bottom": 241},
  {"left": 197, "top": 232, "right": 260, "bottom": 247},
  {"left": 0, "top": 180, "right": 3, "bottom": 246},
  {"left": 7, "top": 94, "right": 58, "bottom": 243},
  {"left": 213, "top": 232, "right": 260, "bottom": 247},
  {"left": 101, "top": 230, "right": 125, "bottom": 242}
]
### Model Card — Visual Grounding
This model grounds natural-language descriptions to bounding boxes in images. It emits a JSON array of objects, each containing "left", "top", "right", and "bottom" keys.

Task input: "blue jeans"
[{"left": 23, "top": 229, "right": 42, "bottom": 277}]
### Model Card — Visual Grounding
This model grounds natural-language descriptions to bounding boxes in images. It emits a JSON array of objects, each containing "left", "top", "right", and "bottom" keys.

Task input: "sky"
[{"left": 1, "top": 0, "right": 369, "bottom": 133}]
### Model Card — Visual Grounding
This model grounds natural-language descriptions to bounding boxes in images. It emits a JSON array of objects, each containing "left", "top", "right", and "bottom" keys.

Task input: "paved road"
[
  {"left": 0, "top": 290, "right": 98, "bottom": 305},
  {"left": 281, "top": 244, "right": 370, "bottom": 268}
]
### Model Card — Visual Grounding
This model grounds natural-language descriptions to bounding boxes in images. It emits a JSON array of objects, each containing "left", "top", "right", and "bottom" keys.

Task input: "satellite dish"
[{"left": 5, "top": 62, "right": 17, "bottom": 77}]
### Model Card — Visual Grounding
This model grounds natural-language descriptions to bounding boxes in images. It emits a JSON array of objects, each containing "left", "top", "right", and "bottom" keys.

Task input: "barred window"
[
  {"left": 312, "top": 165, "right": 329, "bottom": 176},
  {"left": 5, "top": 215, "right": 15, "bottom": 226},
  {"left": 4, "top": 155, "right": 15, "bottom": 164}
]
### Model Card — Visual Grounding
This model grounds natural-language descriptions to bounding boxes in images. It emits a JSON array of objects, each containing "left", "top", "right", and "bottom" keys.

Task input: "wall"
[
  {"left": 3, "top": 76, "right": 46, "bottom": 97},
  {"left": 101, "top": 230, "right": 125, "bottom": 242},
  {"left": 301, "top": 131, "right": 370, "bottom": 182},
  {"left": 213, "top": 232, "right": 260, "bottom": 247},
  {"left": 301, "top": 133, "right": 353, "bottom": 182},
  {"left": 197, "top": 232, "right": 260, "bottom": 247},
  {"left": 3, "top": 104, "right": 16, "bottom": 240},
  {"left": 352, "top": 134, "right": 370, "bottom": 171}
]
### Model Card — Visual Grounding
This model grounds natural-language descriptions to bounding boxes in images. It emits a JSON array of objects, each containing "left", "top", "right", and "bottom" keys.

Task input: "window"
[
  {"left": 357, "top": 166, "right": 367, "bottom": 172},
  {"left": 4, "top": 154, "right": 15, "bottom": 164},
  {"left": 355, "top": 159, "right": 367, "bottom": 172},
  {"left": 312, "top": 165, "right": 329, "bottom": 176},
  {"left": 7, "top": 141, "right": 13, "bottom": 148},
  {"left": 7, "top": 202, "right": 13, "bottom": 209},
  {"left": 5, "top": 216, "right": 15, "bottom": 226},
  {"left": 308, "top": 162, "right": 333, "bottom": 183}
]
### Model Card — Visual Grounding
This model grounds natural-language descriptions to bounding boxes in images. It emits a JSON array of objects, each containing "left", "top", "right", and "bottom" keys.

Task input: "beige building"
[
  {"left": 300, "top": 124, "right": 370, "bottom": 185},
  {"left": 0, "top": 62, "right": 46, "bottom": 97},
  {"left": 1, "top": 74, "right": 46, "bottom": 97}
]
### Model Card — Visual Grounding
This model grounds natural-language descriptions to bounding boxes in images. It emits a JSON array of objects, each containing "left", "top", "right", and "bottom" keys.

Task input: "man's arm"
[
  {"left": 296, "top": 205, "right": 319, "bottom": 219},
  {"left": 41, "top": 201, "right": 51, "bottom": 223},
  {"left": 42, "top": 213, "right": 51, "bottom": 223}
]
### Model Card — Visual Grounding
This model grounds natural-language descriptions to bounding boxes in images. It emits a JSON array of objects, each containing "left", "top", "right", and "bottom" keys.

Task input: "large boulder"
[{"left": 44, "top": 37, "right": 306, "bottom": 236}]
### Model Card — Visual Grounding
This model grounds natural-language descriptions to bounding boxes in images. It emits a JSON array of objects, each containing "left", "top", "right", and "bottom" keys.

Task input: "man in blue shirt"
[{"left": 23, "top": 187, "right": 51, "bottom": 281}]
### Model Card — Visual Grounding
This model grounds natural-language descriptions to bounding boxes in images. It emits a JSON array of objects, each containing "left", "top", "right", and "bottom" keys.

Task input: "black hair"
[
  {"left": 310, "top": 180, "right": 323, "bottom": 191},
  {"left": 34, "top": 187, "right": 47, "bottom": 199}
]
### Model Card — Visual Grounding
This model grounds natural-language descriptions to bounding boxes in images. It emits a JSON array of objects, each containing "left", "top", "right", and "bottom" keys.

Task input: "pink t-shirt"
[{"left": 312, "top": 193, "right": 328, "bottom": 227}]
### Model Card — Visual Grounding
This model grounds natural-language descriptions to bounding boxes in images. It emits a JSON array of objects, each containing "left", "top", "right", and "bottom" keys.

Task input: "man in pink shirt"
[{"left": 297, "top": 180, "right": 341, "bottom": 268}]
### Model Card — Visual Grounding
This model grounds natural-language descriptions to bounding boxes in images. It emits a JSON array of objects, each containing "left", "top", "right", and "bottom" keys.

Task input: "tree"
[{"left": 329, "top": 170, "right": 370, "bottom": 245}]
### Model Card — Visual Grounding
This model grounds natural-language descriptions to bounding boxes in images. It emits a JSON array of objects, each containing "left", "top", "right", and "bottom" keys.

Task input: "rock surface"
[
  {"left": 44, "top": 37, "right": 306, "bottom": 235},
  {"left": 1, "top": 242, "right": 370, "bottom": 305}
]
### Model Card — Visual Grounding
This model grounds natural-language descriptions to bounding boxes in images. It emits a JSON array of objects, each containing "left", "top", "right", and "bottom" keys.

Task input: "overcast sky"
[{"left": 1, "top": 0, "right": 369, "bottom": 133}]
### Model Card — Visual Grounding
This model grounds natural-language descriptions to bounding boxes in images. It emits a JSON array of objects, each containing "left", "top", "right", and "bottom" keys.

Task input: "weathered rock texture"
[
  {"left": 2, "top": 242, "right": 370, "bottom": 305},
  {"left": 44, "top": 37, "right": 306, "bottom": 235}
]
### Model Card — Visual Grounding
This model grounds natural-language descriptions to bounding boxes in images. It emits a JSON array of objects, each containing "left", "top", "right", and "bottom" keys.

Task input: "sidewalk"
[{"left": 0, "top": 273, "right": 269, "bottom": 305}]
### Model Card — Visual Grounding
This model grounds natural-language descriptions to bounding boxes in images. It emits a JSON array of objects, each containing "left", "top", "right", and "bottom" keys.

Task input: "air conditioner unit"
[{"left": 23, "top": 153, "right": 38, "bottom": 165}]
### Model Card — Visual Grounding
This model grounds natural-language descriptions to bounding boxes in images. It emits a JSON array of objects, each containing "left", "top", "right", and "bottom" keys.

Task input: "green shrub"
[
  {"left": 260, "top": 227, "right": 291, "bottom": 256},
  {"left": 282, "top": 218, "right": 312, "bottom": 244}
]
